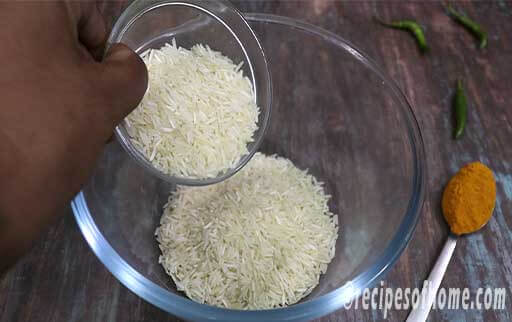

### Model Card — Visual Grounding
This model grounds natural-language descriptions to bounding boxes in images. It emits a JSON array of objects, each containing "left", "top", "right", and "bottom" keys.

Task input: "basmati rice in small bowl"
[{"left": 124, "top": 40, "right": 261, "bottom": 182}]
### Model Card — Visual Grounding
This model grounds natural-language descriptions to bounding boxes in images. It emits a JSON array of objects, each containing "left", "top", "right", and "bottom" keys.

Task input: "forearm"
[
  {"left": 0, "top": 1, "right": 146, "bottom": 274},
  {"left": 0, "top": 135, "right": 60, "bottom": 273},
  {"left": 0, "top": 128, "right": 93, "bottom": 273}
]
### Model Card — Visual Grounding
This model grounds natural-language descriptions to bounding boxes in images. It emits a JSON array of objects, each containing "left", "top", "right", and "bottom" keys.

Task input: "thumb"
[{"left": 97, "top": 43, "right": 148, "bottom": 126}]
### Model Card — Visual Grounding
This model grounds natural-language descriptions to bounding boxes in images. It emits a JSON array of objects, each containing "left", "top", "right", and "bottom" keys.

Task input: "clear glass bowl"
[
  {"left": 109, "top": 0, "right": 272, "bottom": 186},
  {"left": 73, "top": 13, "right": 426, "bottom": 321}
]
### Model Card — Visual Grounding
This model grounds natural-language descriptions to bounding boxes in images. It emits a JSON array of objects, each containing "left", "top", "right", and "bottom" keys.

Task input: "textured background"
[{"left": 1, "top": 1, "right": 512, "bottom": 321}]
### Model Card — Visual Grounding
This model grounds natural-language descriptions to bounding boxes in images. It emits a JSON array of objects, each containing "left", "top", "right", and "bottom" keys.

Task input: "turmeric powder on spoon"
[
  {"left": 406, "top": 162, "right": 497, "bottom": 321},
  {"left": 442, "top": 162, "right": 496, "bottom": 235}
]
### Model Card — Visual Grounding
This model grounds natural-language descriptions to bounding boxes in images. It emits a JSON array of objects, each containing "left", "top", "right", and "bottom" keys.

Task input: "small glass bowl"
[{"left": 107, "top": 0, "right": 272, "bottom": 186}]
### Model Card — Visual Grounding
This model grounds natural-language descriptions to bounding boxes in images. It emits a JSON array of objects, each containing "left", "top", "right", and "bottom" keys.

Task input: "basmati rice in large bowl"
[{"left": 156, "top": 153, "right": 339, "bottom": 309}]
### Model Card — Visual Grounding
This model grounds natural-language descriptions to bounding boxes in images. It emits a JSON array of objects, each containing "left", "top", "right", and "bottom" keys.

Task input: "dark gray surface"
[{"left": 1, "top": 1, "right": 512, "bottom": 321}]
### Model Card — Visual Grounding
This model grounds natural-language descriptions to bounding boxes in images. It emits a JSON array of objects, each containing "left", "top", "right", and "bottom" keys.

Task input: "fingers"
[
  {"left": 77, "top": 2, "right": 107, "bottom": 60},
  {"left": 96, "top": 43, "right": 148, "bottom": 126},
  {"left": 75, "top": 3, "right": 147, "bottom": 128}
]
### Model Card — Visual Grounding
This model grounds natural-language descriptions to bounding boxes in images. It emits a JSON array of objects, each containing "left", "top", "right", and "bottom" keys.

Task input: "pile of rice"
[
  {"left": 126, "top": 40, "right": 259, "bottom": 179},
  {"left": 156, "top": 153, "right": 339, "bottom": 309}
]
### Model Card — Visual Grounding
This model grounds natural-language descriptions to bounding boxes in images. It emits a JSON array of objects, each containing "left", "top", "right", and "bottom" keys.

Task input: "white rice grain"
[
  {"left": 156, "top": 153, "right": 339, "bottom": 309},
  {"left": 126, "top": 41, "right": 259, "bottom": 179}
]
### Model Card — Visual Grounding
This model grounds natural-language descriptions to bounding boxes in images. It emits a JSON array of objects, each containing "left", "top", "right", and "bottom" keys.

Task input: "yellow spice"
[{"left": 442, "top": 162, "right": 496, "bottom": 235}]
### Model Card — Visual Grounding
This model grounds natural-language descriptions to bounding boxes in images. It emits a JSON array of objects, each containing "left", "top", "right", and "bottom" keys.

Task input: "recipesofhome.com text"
[{"left": 343, "top": 281, "right": 506, "bottom": 318}]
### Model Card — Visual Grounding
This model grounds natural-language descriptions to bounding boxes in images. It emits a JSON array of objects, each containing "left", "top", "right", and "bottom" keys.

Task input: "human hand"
[{"left": 0, "top": 1, "right": 147, "bottom": 271}]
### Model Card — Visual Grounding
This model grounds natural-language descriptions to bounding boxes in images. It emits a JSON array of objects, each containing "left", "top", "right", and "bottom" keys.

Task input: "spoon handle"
[{"left": 406, "top": 235, "right": 458, "bottom": 322}]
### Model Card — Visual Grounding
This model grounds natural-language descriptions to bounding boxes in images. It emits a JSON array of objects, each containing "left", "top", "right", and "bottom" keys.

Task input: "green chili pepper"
[
  {"left": 453, "top": 79, "right": 467, "bottom": 139},
  {"left": 376, "top": 18, "right": 429, "bottom": 53},
  {"left": 446, "top": 5, "right": 487, "bottom": 49}
]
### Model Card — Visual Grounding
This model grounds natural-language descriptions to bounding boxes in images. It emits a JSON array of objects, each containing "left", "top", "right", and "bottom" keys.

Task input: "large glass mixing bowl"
[{"left": 72, "top": 13, "right": 426, "bottom": 321}]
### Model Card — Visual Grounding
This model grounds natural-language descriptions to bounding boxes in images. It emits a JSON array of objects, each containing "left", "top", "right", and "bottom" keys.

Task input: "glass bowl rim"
[
  {"left": 72, "top": 13, "right": 426, "bottom": 321},
  {"left": 109, "top": 0, "right": 273, "bottom": 186}
]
